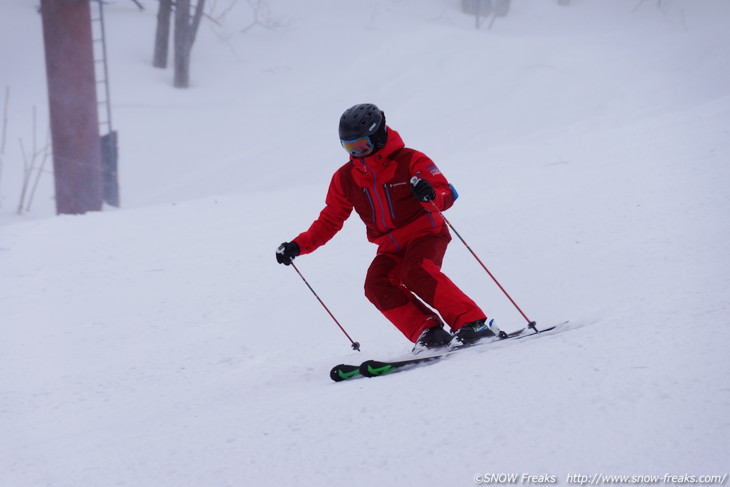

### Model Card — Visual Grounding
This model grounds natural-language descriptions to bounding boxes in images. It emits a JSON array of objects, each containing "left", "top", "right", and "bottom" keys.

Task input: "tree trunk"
[
  {"left": 495, "top": 0, "right": 510, "bottom": 17},
  {"left": 153, "top": 0, "right": 172, "bottom": 68},
  {"left": 40, "top": 0, "right": 103, "bottom": 214},
  {"left": 174, "top": 0, "right": 206, "bottom": 88}
]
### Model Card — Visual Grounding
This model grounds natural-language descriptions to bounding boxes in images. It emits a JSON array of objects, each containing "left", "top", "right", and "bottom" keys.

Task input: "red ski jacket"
[{"left": 293, "top": 127, "right": 459, "bottom": 255}]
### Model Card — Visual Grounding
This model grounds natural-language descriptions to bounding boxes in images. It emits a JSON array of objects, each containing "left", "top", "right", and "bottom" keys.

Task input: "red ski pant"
[{"left": 364, "top": 228, "right": 486, "bottom": 343}]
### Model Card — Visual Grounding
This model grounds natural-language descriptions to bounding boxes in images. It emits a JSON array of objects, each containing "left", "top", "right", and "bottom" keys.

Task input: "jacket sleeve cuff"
[{"left": 431, "top": 183, "right": 458, "bottom": 211}]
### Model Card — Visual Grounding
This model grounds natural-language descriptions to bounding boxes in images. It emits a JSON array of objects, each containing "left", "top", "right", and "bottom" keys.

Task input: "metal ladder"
[
  {"left": 90, "top": 0, "right": 113, "bottom": 135},
  {"left": 89, "top": 0, "right": 120, "bottom": 207}
]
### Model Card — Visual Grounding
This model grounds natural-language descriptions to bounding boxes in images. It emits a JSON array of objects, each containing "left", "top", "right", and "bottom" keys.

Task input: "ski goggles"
[{"left": 340, "top": 136, "right": 373, "bottom": 156}]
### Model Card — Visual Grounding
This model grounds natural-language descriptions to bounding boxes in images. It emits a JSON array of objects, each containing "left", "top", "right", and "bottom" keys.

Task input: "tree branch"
[{"left": 189, "top": 0, "right": 206, "bottom": 46}]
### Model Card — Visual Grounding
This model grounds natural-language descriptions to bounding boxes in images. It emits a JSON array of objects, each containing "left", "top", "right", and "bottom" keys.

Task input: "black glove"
[
  {"left": 276, "top": 241, "right": 300, "bottom": 265},
  {"left": 410, "top": 176, "right": 436, "bottom": 202}
]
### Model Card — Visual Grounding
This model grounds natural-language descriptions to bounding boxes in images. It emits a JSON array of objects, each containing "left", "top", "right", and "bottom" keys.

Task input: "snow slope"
[{"left": 1, "top": 1, "right": 729, "bottom": 486}]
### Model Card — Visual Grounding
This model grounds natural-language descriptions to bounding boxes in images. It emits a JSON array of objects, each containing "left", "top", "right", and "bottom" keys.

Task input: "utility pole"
[{"left": 40, "top": 0, "right": 103, "bottom": 215}]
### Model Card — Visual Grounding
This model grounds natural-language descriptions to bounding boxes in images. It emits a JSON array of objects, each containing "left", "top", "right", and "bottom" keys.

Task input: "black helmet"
[{"left": 339, "top": 103, "right": 388, "bottom": 152}]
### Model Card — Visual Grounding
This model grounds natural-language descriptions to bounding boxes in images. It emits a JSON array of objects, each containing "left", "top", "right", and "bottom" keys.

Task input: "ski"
[
  {"left": 330, "top": 321, "right": 568, "bottom": 382},
  {"left": 329, "top": 363, "right": 362, "bottom": 382},
  {"left": 358, "top": 326, "right": 531, "bottom": 378}
]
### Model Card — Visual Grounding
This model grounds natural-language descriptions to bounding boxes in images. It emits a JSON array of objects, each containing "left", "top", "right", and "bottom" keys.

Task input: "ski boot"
[
  {"left": 453, "top": 318, "right": 500, "bottom": 346},
  {"left": 412, "top": 324, "right": 452, "bottom": 353}
]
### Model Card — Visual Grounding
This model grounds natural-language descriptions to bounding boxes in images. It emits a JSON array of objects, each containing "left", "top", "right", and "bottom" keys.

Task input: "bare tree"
[
  {"left": 174, "top": 0, "right": 206, "bottom": 88},
  {"left": 17, "top": 107, "right": 51, "bottom": 215},
  {"left": 461, "top": 0, "right": 511, "bottom": 29},
  {"left": 0, "top": 86, "right": 8, "bottom": 208},
  {"left": 633, "top": 0, "right": 666, "bottom": 12},
  {"left": 240, "top": 0, "right": 277, "bottom": 33},
  {"left": 153, "top": 0, "right": 173, "bottom": 68},
  {"left": 494, "top": 0, "right": 510, "bottom": 17}
]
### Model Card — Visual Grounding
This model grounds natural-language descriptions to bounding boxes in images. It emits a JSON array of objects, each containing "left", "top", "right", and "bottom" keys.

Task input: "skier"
[{"left": 276, "top": 103, "right": 496, "bottom": 351}]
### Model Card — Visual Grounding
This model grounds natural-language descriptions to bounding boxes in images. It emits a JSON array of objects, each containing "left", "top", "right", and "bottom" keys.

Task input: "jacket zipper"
[
  {"left": 383, "top": 184, "right": 396, "bottom": 221},
  {"left": 361, "top": 160, "right": 391, "bottom": 231},
  {"left": 363, "top": 188, "right": 375, "bottom": 223}
]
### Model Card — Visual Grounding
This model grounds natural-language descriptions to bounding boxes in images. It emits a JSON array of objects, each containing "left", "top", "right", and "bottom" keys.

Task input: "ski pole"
[
  {"left": 427, "top": 199, "right": 537, "bottom": 331},
  {"left": 290, "top": 262, "right": 361, "bottom": 351}
]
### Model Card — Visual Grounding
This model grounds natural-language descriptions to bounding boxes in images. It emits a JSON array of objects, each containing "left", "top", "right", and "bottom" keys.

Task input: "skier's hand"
[
  {"left": 410, "top": 176, "right": 436, "bottom": 202},
  {"left": 276, "top": 241, "right": 300, "bottom": 266}
]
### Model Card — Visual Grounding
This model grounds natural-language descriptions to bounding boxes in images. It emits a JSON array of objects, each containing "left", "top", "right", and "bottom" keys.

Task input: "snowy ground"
[{"left": 1, "top": 1, "right": 729, "bottom": 486}]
